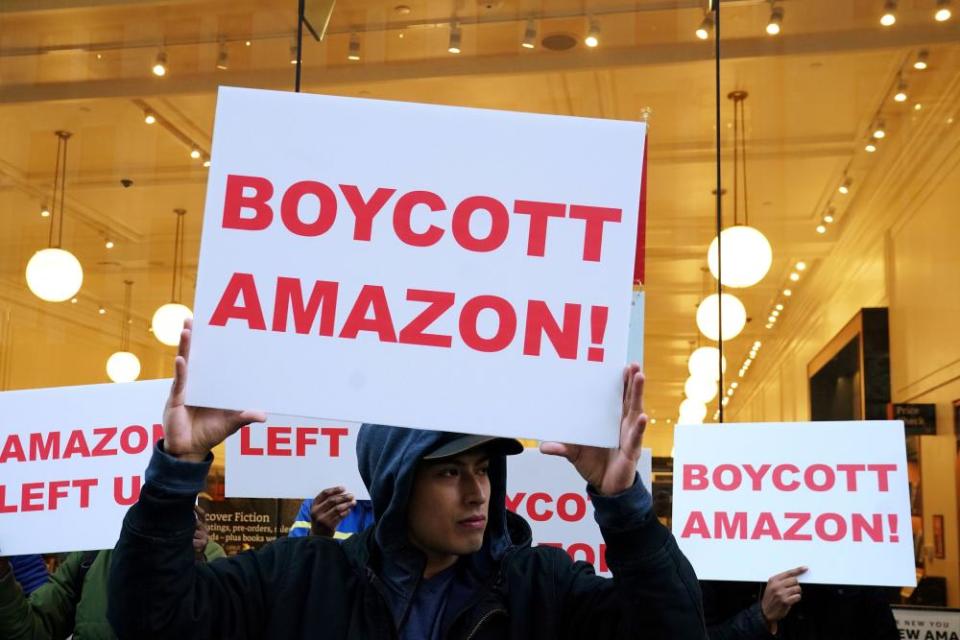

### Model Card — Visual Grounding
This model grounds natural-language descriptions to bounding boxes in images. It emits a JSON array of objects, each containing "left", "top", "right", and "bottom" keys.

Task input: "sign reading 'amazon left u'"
[{"left": 187, "top": 87, "right": 647, "bottom": 447}]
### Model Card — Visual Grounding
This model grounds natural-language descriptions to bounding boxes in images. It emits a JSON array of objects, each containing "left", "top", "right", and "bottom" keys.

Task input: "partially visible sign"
[
  {"left": 673, "top": 421, "right": 915, "bottom": 587},
  {"left": 225, "top": 419, "right": 369, "bottom": 500},
  {"left": 888, "top": 403, "right": 937, "bottom": 436},
  {"left": 0, "top": 379, "right": 170, "bottom": 555},
  {"left": 893, "top": 606, "right": 960, "bottom": 639},
  {"left": 507, "top": 447, "right": 652, "bottom": 576}
]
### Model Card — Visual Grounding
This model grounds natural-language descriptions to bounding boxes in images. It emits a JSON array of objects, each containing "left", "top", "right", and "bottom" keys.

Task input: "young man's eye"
[
  {"left": 477, "top": 466, "right": 490, "bottom": 476},
  {"left": 438, "top": 467, "right": 458, "bottom": 478}
]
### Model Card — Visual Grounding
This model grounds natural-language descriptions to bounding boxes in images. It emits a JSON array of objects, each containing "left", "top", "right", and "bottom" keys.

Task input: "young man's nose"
[{"left": 460, "top": 473, "right": 488, "bottom": 505}]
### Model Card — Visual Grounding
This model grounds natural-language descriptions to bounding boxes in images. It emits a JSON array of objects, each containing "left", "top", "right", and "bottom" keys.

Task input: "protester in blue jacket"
[
  {"left": 288, "top": 488, "right": 375, "bottom": 540},
  {"left": 108, "top": 319, "right": 706, "bottom": 638},
  {"left": 8, "top": 555, "right": 48, "bottom": 595}
]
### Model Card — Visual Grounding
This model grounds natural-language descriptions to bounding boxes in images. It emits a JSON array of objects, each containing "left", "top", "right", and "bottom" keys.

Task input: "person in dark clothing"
[
  {"left": 703, "top": 569, "right": 899, "bottom": 640},
  {"left": 107, "top": 318, "right": 706, "bottom": 639}
]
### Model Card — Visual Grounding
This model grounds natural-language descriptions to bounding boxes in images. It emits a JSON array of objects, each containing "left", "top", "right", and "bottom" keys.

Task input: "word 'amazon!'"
[{"left": 210, "top": 276, "right": 611, "bottom": 363}]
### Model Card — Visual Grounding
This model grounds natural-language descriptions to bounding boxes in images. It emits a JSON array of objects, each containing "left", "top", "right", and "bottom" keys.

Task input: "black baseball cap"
[{"left": 422, "top": 434, "right": 524, "bottom": 460}]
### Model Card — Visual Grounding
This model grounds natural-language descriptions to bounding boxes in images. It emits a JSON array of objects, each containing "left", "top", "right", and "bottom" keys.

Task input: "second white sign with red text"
[
  {"left": 187, "top": 87, "right": 646, "bottom": 447},
  {"left": 673, "top": 421, "right": 915, "bottom": 587}
]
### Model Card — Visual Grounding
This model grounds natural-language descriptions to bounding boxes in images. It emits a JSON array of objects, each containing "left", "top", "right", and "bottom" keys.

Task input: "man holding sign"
[{"left": 107, "top": 321, "right": 705, "bottom": 639}]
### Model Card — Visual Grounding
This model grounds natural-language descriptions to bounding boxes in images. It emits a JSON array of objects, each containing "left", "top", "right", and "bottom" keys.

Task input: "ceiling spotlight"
[
  {"left": 775, "top": 303, "right": 784, "bottom": 311},
  {"left": 935, "top": 0, "right": 952, "bottom": 21},
  {"left": 783, "top": 288, "right": 792, "bottom": 296},
  {"left": 824, "top": 213, "right": 835, "bottom": 223},
  {"left": 865, "top": 140, "right": 878, "bottom": 152},
  {"left": 216, "top": 42, "right": 229, "bottom": 70},
  {"left": 105, "top": 240, "right": 115, "bottom": 249},
  {"left": 766, "top": 5, "right": 783, "bottom": 35},
  {"left": 245, "top": 40, "right": 252, "bottom": 47},
  {"left": 894, "top": 78, "right": 908, "bottom": 102},
  {"left": 696, "top": 13, "right": 714, "bottom": 40},
  {"left": 98, "top": 306, "right": 107, "bottom": 315},
  {"left": 816, "top": 224, "right": 827, "bottom": 234},
  {"left": 873, "top": 121, "right": 886, "bottom": 138},
  {"left": 771, "top": 310, "right": 780, "bottom": 317},
  {"left": 881, "top": 0, "right": 897, "bottom": 26},
  {"left": 348, "top": 33, "right": 361, "bottom": 61},
  {"left": 795, "top": 261, "right": 807, "bottom": 271},
  {"left": 914, "top": 50, "right": 929, "bottom": 70},
  {"left": 768, "top": 315, "right": 777, "bottom": 323},
  {"left": 448, "top": 22, "right": 462, "bottom": 54},
  {"left": 914, "top": 103, "right": 923, "bottom": 111},
  {"left": 190, "top": 146, "right": 201, "bottom": 159},
  {"left": 764, "top": 324, "right": 773, "bottom": 330},
  {"left": 152, "top": 50, "right": 168, "bottom": 76},
  {"left": 522, "top": 18, "right": 537, "bottom": 49},
  {"left": 202, "top": 158, "right": 211, "bottom": 168},
  {"left": 585, "top": 18, "right": 600, "bottom": 47},
  {"left": 290, "top": 43, "right": 299, "bottom": 64},
  {"left": 40, "top": 204, "right": 50, "bottom": 217},
  {"left": 71, "top": 297, "right": 78, "bottom": 304},
  {"left": 144, "top": 110, "right": 157, "bottom": 125},
  {"left": 731, "top": 382, "right": 739, "bottom": 389},
  {"left": 839, "top": 177, "right": 852, "bottom": 194}
]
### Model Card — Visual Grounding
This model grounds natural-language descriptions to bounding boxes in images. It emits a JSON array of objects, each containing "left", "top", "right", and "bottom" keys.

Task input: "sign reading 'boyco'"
[
  {"left": 673, "top": 421, "right": 915, "bottom": 587},
  {"left": 187, "top": 87, "right": 646, "bottom": 447}
]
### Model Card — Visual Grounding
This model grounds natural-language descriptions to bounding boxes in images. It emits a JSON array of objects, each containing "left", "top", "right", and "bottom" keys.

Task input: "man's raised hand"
[
  {"left": 540, "top": 363, "right": 647, "bottom": 496},
  {"left": 163, "top": 318, "right": 266, "bottom": 462}
]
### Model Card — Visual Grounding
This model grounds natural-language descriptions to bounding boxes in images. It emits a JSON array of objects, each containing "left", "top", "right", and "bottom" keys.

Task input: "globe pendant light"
[
  {"left": 107, "top": 280, "right": 141, "bottom": 383},
  {"left": 707, "top": 91, "right": 772, "bottom": 288},
  {"left": 152, "top": 209, "right": 193, "bottom": 346},
  {"left": 696, "top": 292, "right": 746, "bottom": 341},
  {"left": 26, "top": 131, "right": 84, "bottom": 302},
  {"left": 688, "top": 346, "right": 727, "bottom": 380},
  {"left": 678, "top": 398, "right": 707, "bottom": 424},
  {"left": 684, "top": 375, "right": 718, "bottom": 403}
]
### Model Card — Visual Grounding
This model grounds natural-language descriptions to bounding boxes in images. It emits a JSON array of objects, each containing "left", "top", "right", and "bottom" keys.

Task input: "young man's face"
[{"left": 407, "top": 449, "right": 491, "bottom": 564}]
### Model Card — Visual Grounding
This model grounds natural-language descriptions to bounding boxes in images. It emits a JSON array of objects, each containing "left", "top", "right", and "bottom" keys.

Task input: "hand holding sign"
[
  {"left": 164, "top": 318, "right": 267, "bottom": 462},
  {"left": 310, "top": 486, "right": 357, "bottom": 537},
  {"left": 761, "top": 566, "right": 807, "bottom": 633},
  {"left": 540, "top": 364, "right": 647, "bottom": 496}
]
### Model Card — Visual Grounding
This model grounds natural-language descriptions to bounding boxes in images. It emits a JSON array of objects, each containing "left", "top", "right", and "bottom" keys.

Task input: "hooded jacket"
[{"left": 108, "top": 425, "right": 707, "bottom": 639}]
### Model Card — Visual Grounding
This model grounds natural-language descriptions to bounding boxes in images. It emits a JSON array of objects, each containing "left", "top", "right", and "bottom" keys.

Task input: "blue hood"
[{"left": 356, "top": 424, "right": 514, "bottom": 626}]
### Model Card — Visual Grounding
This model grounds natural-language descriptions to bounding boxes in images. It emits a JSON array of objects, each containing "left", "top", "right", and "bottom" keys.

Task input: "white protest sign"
[
  {"left": 507, "top": 447, "right": 652, "bottom": 576},
  {"left": 0, "top": 379, "right": 170, "bottom": 555},
  {"left": 188, "top": 87, "right": 646, "bottom": 448},
  {"left": 673, "top": 421, "right": 915, "bottom": 586},
  {"left": 225, "top": 420, "right": 368, "bottom": 500}
]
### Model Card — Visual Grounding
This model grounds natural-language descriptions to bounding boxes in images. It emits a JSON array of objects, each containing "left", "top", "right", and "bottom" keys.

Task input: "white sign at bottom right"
[{"left": 672, "top": 421, "right": 915, "bottom": 587}]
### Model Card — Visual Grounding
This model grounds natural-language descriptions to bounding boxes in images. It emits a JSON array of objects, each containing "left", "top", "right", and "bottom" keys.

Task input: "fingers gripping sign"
[
  {"left": 310, "top": 486, "right": 357, "bottom": 538},
  {"left": 761, "top": 566, "right": 808, "bottom": 633},
  {"left": 163, "top": 317, "right": 267, "bottom": 462},
  {"left": 540, "top": 363, "right": 647, "bottom": 496}
]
